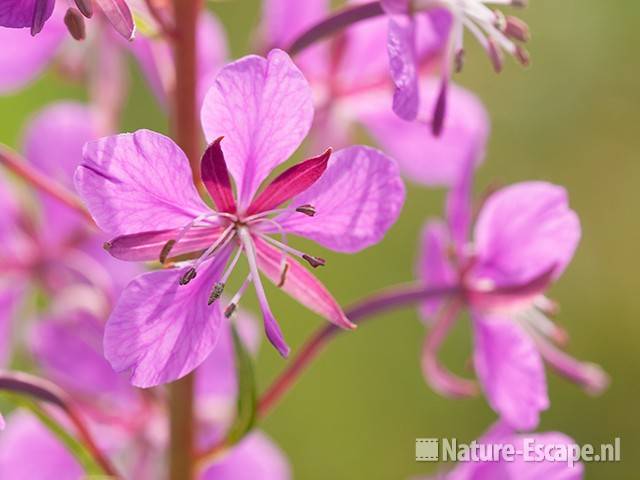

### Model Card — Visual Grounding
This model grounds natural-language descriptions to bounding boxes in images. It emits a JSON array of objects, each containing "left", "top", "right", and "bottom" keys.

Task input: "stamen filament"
[{"left": 257, "top": 233, "right": 325, "bottom": 268}]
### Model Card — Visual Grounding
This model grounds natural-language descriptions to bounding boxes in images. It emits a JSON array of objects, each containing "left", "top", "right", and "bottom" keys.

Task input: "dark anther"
[
  {"left": 160, "top": 239, "right": 176, "bottom": 264},
  {"left": 208, "top": 282, "right": 225, "bottom": 305},
  {"left": 302, "top": 254, "right": 326, "bottom": 268},
  {"left": 179, "top": 268, "right": 197, "bottom": 285}
]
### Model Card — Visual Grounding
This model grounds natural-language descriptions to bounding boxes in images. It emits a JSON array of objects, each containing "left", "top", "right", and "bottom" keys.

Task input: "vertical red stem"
[{"left": 168, "top": 1, "right": 202, "bottom": 479}]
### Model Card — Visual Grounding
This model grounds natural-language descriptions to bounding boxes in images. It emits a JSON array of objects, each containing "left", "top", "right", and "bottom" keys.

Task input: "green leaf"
[
  {"left": 223, "top": 322, "right": 257, "bottom": 446},
  {"left": 1, "top": 393, "right": 106, "bottom": 477}
]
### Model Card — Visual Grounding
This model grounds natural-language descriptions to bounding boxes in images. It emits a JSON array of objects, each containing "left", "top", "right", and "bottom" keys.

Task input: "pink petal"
[
  {"left": 201, "top": 431, "right": 291, "bottom": 480},
  {"left": 30, "top": 311, "right": 136, "bottom": 405},
  {"left": 417, "top": 221, "right": 456, "bottom": 320},
  {"left": 274, "top": 146, "right": 405, "bottom": 253},
  {"left": 0, "top": 0, "right": 55, "bottom": 30},
  {"left": 254, "top": 237, "right": 353, "bottom": 329},
  {"left": 201, "top": 49, "right": 314, "bottom": 208},
  {"left": 106, "top": 226, "right": 223, "bottom": 262},
  {"left": 95, "top": 0, "right": 135, "bottom": 40},
  {"left": 473, "top": 313, "right": 549, "bottom": 430},
  {"left": 386, "top": 8, "right": 419, "bottom": 120},
  {"left": 260, "top": 0, "right": 329, "bottom": 80},
  {"left": 472, "top": 182, "right": 581, "bottom": 287},
  {"left": 247, "top": 148, "right": 330, "bottom": 215},
  {"left": 104, "top": 249, "right": 231, "bottom": 387},
  {"left": 0, "top": 16, "right": 65, "bottom": 93},
  {"left": 75, "top": 130, "right": 211, "bottom": 236},
  {"left": 23, "top": 102, "right": 98, "bottom": 188},
  {"left": 0, "top": 412, "right": 82, "bottom": 480},
  {"left": 448, "top": 422, "right": 584, "bottom": 480},
  {"left": 201, "top": 137, "right": 237, "bottom": 213},
  {"left": 356, "top": 79, "right": 489, "bottom": 187}
]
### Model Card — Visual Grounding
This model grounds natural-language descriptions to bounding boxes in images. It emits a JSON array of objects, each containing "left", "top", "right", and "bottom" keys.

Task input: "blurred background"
[{"left": 1, "top": 0, "right": 638, "bottom": 478}]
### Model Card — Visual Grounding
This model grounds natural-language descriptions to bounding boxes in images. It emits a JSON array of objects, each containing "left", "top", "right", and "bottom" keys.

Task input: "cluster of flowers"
[{"left": 0, "top": 0, "right": 607, "bottom": 478}]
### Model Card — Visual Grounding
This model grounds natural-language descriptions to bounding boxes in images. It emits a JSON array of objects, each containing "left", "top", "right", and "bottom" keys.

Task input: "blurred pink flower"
[
  {"left": 416, "top": 159, "right": 607, "bottom": 429},
  {"left": 74, "top": 49, "right": 405, "bottom": 387},
  {"left": 381, "top": 0, "right": 530, "bottom": 134},
  {"left": 260, "top": 0, "right": 489, "bottom": 187},
  {"left": 0, "top": 4, "right": 227, "bottom": 131},
  {"left": 0, "top": 306, "right": 291, "bottom": 479},
  {"left": 427, "top": 421, "right": 584, "bottom": 480},
  {"left": 0, "top": 0, "right": 134, "bottom": 39}
]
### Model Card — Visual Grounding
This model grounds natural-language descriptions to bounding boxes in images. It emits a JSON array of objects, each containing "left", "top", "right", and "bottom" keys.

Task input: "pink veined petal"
[
  {"left": 386, "top": 8, "right": 419, "bottom": 120},
  {"left": 247, "top": 148, "right": 331, "bottom": 216},
  {"left": 254, "top": 236, "right": 354, "bottom": 330},
  {"left": 95, "top": 0, "right": 135, "bottom": 40},
  {"left": 260, "top": 0, "right": 329, "bottom": 80},
  {"left": 472, "top": 182, "right": 581, "bottom": 287},
  {"left": 196, "top": 308, "right": 259, "bottom": 401},
  {"left": 472, "top": 313, "right": 549, "bottom": 430},
  {"left": 201, "top": 431, "right": 291, "bottom": 480},
  {"left": 417, "top": 220, "right": 456, "bottom": 320},
  {"left": 104, "top": 248, "right": 232, "bottom": 387},
  {"left": 30, "top": 311, "right": 136, "bottom": 405},
  {"left": 356, "top": 79, "right": 489, "bottom": 187},
  {"left": 75, "top": 129, "right": 211, "bottom": 236},
  {"left": 0, "top": 413, "right": 83, "bottom": 479},
  {"left": 0, "top": 15, "right": 65, "bottom": 93},
  {"left": 273, "top": 146, "right": 405, "bottom": 253},
  {"left": 201, "top": 49, "right": 314, "bottom": 208},
  {"left": 201, "top": 137, "right": 237, "bottom": 213},
  {"left": 105, "top": 225, "right": 224, "bottom": 262}
]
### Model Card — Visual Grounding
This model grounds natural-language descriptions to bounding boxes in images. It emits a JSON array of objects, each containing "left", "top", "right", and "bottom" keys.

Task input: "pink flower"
[
  {"left": 0, "top": 0, "right": 135, "bottom": 39},
  {"left": 0, "top": 3, "right": 227, "bottom": 130},
  {"left": 417, "top": 160, "right": 607, "bottom": 429},
  {"left": 74, "top": 49, "right": 406, "bottom": 387},
  {"left": 0, "top": 306, "right": 291, "bottom": 479},
  {"left": 428, "top": 421, "right": 584, "bottom": 480},
  {"left": 0, "top": 0, "right": 56, "bottom": 35},
  {"left": 381, "top": 0, "right": 530, "bottom": 133},
  {"left": 260, "top": 0, "right": 489, "bottom": 187}
]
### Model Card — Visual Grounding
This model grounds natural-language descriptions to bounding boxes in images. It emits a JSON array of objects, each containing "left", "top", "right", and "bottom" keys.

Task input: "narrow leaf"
[{"left": 223, "top": 323, "right": 257, "bottom": 446}]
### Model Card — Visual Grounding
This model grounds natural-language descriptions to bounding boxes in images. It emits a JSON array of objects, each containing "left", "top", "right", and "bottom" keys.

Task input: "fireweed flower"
[
  {"left": 418, "top": 164, "right": 608, "bottom": 429},
  {"left": 423, "top": 421, "right": 584, "bottom": 479},
  {"left": 0, "top": 0, "right": 135, "bottom": 39},
  {"left": 74, "top": 49, "right": 405, "bottom": 387},
  {"left": 261, "top": 0, "right": 489, "bottom": 187},
  {"left": 0, "top": 307, "right": 291, "bottom": 479},
  {"left": 381, "top": 0, "right": 530, "bottom": 133}
]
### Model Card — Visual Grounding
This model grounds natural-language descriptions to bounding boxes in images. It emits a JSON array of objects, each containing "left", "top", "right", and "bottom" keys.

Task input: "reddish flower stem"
[
  {"left": 0, "top": 144, "right": 95, "bottom": 225},
  {"left": 287, "top": 1, "right": 384, "bottom": 56},
  {"left": 195, "top": 283, "right": 458, "bottom": 463},
  {"left": 168, "top": 1, "right": 202, "bottom": 479}
]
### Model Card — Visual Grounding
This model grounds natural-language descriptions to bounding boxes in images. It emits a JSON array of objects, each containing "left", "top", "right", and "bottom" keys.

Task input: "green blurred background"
[{"left": 1, "top": 0, "right": 638, "bottom": 478}]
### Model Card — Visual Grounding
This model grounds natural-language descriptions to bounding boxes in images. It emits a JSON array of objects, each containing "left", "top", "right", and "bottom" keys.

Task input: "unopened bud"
[
  {"left": 295, "top": 204, "right": 316, "bottom": 217},
  {"left": 302, "top": 254, "right": 326, "bottom": 268},
  {"left": 64, "top": 8, "right": 86, "bottom": 41},
  {"left": 208, "top": 282, "right": 225, "bottom": 305},
  {"left": 179, "top": 267, "right": 197, "bottom": 285}
]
